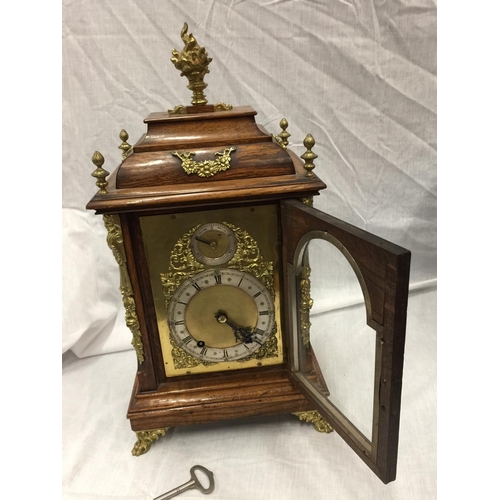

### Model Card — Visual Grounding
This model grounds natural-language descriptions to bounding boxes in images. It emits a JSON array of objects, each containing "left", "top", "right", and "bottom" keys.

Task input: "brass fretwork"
[
  {"left": 168, "top": 104, "right": 187, "bottom": 116},
  {"left": 103, "top": 215, "right": 145, "bottom": 363},
  {"left": 214, "top": 102, "right": 233, "bottom": 111},
  {"left": 293, "top": 411, "right": 333, "bottom": 433},
  {"left": 172, "top": 147, "right": 236, "bottom": 177},
  {"left": 299, "top": 258, "right": 313, "bottom": 347}
]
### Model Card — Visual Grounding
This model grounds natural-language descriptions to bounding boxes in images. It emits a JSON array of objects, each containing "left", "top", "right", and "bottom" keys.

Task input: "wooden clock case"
[
  {"left": 86, "top": 26, "right": 410, "bottom": 485},
  {"left": 87, "top": 105, "right": 325, "bottom": 425},
  {"left": 87, "top": 104, "right": 410, "bottom": 484}
]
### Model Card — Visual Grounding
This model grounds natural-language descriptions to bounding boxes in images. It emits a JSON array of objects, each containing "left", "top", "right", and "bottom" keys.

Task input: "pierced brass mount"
[
  {"left": 293, "top": 411, "right": 333, "bottom": 433},
  {"left": 103, "top": 215, "right": 145, "bottom": 363},
  {"left": 172, "top": 147, "right": 236, "bottom": 177},
  {"left": 299, "top": 262, "right": 313, "bottom": 347}
]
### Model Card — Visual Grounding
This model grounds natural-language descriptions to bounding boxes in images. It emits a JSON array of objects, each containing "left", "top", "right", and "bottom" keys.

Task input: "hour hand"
[{"left": 215, "top": 312, "right": 255, "bottom": 343}]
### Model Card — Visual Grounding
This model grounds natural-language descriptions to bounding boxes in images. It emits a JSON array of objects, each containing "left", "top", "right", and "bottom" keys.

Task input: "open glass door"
[{"left": 281, "top": 199, "right": 411, "bottom": 484}]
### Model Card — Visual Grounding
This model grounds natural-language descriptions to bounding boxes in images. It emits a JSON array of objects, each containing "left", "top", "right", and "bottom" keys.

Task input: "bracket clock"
[{"left": 86, "top": 24, "right": 411, "bottom": 484}]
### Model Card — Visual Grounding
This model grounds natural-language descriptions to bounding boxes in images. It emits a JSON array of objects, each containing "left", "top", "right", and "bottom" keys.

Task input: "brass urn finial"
[
  {"left": 272, "top": 118, "right": 291, "bottom": 150},
  {"left": 171, "top": 23, "right": 212, "bottom": 106},
  {"left": 118, "top": 129, "right": 132, "bottom": 160},
  {"left": 278, "top": 118, "right": 291, "bottom": 148},
  {"left": 91, "top": 151, "right": 110, "bottom": 194},
  {"left": 301, "top": 134, "right": 318, "bottom": 177}
]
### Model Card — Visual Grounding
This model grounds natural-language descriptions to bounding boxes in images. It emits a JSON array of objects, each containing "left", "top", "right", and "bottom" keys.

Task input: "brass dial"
[
  {"left": 168, "top": 268, "right": 275, "bottom": 362},
  {"left": 190, "top": 223, "right": 237, "bottom": 266}
]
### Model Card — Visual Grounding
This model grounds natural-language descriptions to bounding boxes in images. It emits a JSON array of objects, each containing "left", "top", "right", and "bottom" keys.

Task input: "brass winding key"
[{"left": 153, "top": 465, "right": 215, "bottom": 499}]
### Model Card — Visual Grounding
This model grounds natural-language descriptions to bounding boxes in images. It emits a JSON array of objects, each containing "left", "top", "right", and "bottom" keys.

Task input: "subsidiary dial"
[
  {"left": 190, "top": 223, "right": 237, "bottom": 266},
  {"left": 167, "top": 269, "right": 275, "bottom": 363}
]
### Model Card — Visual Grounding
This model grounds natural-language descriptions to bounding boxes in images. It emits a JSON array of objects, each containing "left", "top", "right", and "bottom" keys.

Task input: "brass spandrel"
[{"left": 140, "top": 205, "right": 284, "bottom": 377}]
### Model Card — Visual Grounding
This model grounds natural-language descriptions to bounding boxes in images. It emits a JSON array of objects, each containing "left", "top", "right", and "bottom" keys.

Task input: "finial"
[
  {"left": 118, "top": 129, "right": 132, "bottom": 160},
  {"left": 91, "top": 151, "right": 110, "bottom": 194},
  {"left": 171, "top": 23, "right": 212, "bottom": 106},
  {"left": 301, "top": 134, "right": 318, "bottom": 177},
  {"left": 278, "top": 118, "right": 291, "bottom": 148}
]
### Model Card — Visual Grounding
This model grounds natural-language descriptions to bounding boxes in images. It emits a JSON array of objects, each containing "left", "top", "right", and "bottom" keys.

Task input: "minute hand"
[{"left": 215, "top": 313, "right": 255, "bottom": 344}]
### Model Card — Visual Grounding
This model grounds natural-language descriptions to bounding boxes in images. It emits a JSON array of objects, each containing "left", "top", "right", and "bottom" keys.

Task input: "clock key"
[{"left": 153, "top": 465, "right": 215, "bottom": 499}]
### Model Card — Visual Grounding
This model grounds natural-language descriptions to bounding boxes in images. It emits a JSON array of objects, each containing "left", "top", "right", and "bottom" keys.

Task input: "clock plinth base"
[
  {"left": 127, "top": 367, "right": 315, "bottom": 435},
  {"left": 293, "top": 410, "right": 334, "bottom": 433},
  {"left": 132, "top": 428, "right": 169, "bottom": 456}
]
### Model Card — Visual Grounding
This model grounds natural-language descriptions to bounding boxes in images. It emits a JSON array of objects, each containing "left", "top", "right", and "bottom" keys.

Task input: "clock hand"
[
  {"left": 215, "top": 312, "right": 255, "bottom": 343},
  {"left": 195, "top": 236, "right": 218, "bottom": 249}
]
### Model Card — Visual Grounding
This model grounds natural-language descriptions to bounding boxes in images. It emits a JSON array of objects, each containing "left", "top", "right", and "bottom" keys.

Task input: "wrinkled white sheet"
[
  {"left": 62, "top": 1, "right": 436, "bottom": 498},
  {"left": 63, "top": 0, "right": 436, "bottom": 358}
]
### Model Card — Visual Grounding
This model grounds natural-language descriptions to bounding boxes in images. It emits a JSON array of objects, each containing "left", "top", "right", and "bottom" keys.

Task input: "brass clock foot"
[
  {"left": 132, "top": 428, "right": 168, "bottom": 456},
  {"left": 293, "top": 411, "right": 333, "bottom": 433}
]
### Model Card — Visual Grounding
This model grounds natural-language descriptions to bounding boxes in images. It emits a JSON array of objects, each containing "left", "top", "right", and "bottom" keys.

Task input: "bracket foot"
[
  {"left": 132, "top": 428, "right": 169, "bottom": 456},
  {"left": 293, "top": 411, "right": 333, "bottom": 433}
]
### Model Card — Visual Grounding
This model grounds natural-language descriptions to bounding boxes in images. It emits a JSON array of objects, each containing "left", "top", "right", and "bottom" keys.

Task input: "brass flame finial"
[
  {"left": 171, "top": 23, "right": 212, "bottom": 106},
  {"left": 301, "top": 134, "right": 318, "bottom": 177},
  {"left": 118, "top": 129, "right": 132, "bottom": 160},
  {"left": 91, "top": 151, "right": 110, "bottom": 194}
]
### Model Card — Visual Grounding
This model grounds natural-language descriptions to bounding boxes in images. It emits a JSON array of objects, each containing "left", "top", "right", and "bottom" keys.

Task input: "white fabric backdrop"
[
  {"left": 62, "top": 1, "right": 436, "bottom": 498},
  {"left": 63, "top": 0, "right": 436, "bottom": 358}
]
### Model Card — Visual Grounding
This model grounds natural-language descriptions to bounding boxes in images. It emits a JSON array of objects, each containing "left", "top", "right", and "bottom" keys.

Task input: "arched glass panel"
[{"left": 305, "top": 238, "right": 376, "bottom": 441}]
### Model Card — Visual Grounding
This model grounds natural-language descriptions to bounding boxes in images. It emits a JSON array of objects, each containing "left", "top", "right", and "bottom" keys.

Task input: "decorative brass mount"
[
  {"left": 293, "top": 411, "right": 333, "bottom": 433},
  {"left": 273, "top": 118, "right": 291, "bottom": 150},
  {"left": 118, "top": 129, "right": 133, "bottom": 160},
  {"left": 301, "top": 134, "right": 318, "bottom": 177},
  {"left": 103, "top": 214, "right": 145, "bottom": 363},
  {"left": 91, "top": 151, "right": 109, "bottom": 194},
  {"left": 171, "top": 23, "right": 212, "bottom": 106},
  {"left": 132, "top": 429, "right": 168, "bottom": 456},
  {"left": 172, "top": 147, "right": 236, "bottom": 177},
  {"left": 169, "top": 24, "right": 232, "bottom": 114}
]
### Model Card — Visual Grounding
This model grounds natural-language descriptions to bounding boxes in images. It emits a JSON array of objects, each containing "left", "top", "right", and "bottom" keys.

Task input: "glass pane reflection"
[{"left": 300, "top": 238, "right": 376, "bottom": 441}]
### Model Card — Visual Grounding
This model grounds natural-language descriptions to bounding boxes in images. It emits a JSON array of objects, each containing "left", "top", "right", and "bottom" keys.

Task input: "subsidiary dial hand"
[
  {"left": 215, "top": 312, "right": 255, "bottom": 343},
  {"left": 194, "top": 235, "right": 218, "bottom": 249}
]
